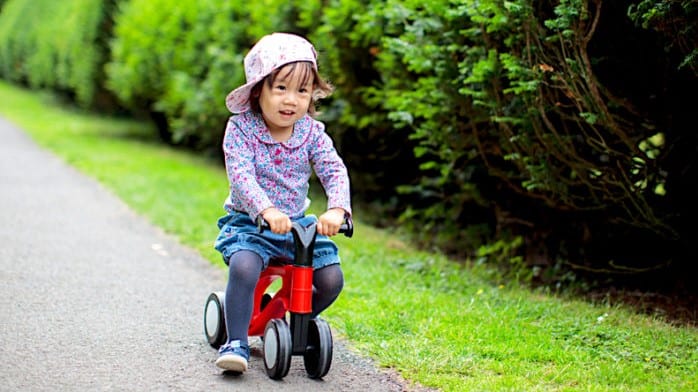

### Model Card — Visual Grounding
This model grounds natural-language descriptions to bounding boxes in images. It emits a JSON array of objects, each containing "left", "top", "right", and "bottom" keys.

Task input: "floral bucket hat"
[{"left": 225, "top": 32, "right": 318, "bottom": 114}]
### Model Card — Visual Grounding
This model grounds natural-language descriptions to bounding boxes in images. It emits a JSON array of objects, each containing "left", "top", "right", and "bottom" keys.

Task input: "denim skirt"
[{"left": 214, "top": 211, "right": 340, "bottom": 269}]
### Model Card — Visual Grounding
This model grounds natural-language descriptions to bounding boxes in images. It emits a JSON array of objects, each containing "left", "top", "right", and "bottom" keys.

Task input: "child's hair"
[{"left": 249, "top": 61, "right": 334, "bottom": 117}]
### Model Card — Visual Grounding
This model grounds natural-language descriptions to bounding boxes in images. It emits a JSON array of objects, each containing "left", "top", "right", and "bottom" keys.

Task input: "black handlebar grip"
[{"left": 340, "top": 218, "right": 353, "bottom": 238}]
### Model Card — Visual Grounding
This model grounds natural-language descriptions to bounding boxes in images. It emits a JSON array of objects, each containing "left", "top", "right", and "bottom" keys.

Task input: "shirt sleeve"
[
  {"left": 309, "top": 124, "right": 352, "bottom": 217},
  {"left": 223, "top": 119, "right": 274, "bottom": 218}
]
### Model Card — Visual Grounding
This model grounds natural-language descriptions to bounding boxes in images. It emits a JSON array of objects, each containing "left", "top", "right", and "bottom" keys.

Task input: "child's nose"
[{"left": 283, "top": 92, "right": 298, "bottom": 105}]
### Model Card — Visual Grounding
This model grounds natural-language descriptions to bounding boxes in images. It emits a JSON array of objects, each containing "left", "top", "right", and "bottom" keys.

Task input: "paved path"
[{"left": 0, "top": 117, "right": 416, "bottom": 391}]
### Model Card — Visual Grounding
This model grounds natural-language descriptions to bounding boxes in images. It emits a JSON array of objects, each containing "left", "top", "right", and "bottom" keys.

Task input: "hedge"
[
  {"left": 0, "top": 0, "right": 116, "bottom": 108},
  {"left": 304, "top": 0, "right": 697, "bottom": 287},
  {"left": 104, "top": 0, "right": 309, "bottom": 146},
  {"left": 1, "top": 0, "right": 695, "bottom": 288}
]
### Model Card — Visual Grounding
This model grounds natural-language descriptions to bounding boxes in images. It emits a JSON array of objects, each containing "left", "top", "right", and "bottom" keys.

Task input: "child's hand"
[
  {"left": 261, "top": 207, "right": 292, "bottom": 234},
  {"left": 317, "top": 208, "right": 346, "bottom": 237}
]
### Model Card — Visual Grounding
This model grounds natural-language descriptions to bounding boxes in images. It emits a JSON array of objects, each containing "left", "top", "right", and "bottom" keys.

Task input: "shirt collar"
[{"left": 242, "top": 111, "right": 312, "bottom": 148}]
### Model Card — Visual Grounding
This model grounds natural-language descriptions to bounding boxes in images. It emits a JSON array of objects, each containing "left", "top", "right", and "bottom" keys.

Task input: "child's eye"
[
  {"left": 274, "top": 84, "right": 286, "bottom": 91},
  {"left": 299, "top": 84, "right": 313, "bottom": 94}
]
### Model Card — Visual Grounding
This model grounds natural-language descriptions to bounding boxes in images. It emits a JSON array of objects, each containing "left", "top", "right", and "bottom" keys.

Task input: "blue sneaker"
[{"left": 215, "top": 340, "right": 250, "bottom": 372}]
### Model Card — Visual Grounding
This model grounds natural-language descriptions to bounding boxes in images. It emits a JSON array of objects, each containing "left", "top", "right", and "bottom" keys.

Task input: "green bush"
[
  {"left": 106, "top": 0, "right": 237, "bottom": 145},
  {"left": 105, "top": 0, "right": 306, "bottom": 147},
  {"left": 0, "top": 0, "right": 115, "bottom": 108},
  {"left": 628, "top": 0, "right": 697, "bottom": 74},
  {"left": 303, "top": 0, "right": 696, "bottom": 284},
  {"left": 2, "top": 0, "right": 694, "bottom": 289},
  {"left": 298, "top": 0, "right": 426, "bottom": 221}
]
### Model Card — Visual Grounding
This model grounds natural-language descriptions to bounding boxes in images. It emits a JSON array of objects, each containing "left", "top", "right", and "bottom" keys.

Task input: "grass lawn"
[{"left": 1, "top": 81, "right": 696, "bottom": 391}]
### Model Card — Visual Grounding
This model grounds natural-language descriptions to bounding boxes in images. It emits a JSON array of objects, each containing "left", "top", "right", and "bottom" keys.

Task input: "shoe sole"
[{"left": 215, "top": 355, "right": 248, "bottom": 372}]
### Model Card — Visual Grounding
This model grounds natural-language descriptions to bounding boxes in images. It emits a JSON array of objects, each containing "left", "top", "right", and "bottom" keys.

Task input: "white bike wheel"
[{"left": 204, "top": 291, "right": 227, "bottom": 348}]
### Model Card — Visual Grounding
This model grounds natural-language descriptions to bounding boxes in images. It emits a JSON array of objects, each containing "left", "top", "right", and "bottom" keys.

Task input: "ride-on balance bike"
[{"left": 204, "top": 217, "right": 353, "bottom": 379}]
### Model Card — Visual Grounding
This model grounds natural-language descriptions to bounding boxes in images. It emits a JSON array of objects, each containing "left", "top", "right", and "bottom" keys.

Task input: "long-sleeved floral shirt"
[{"left": 222, "top": 111, "right": 351, "bottom": 219}]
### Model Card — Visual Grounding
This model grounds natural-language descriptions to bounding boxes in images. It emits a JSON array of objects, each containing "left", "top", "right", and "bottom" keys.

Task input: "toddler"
[{"left": 213, "top": 32, "right": 351, "bottom": 373}]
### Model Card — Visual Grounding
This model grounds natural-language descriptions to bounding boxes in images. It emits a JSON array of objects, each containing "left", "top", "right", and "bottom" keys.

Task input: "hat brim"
[{"left": 225, "top": 79, "right": 259, "bottom": 114}]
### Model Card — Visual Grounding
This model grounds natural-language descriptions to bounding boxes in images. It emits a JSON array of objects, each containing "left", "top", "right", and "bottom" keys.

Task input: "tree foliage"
[
  {"left": 628, "top": 0, "right": 697, "bottom": 73},
  {"left": 0, "top": 0, "right": 116, "bottom": 108},
  {"left": 104, "top": 0, "right": 322, "bottom": 146},
  {"left": 304, "top": 0, "right": 696, "bottom": 287},
  {"left": 1, "top": 0, "right": 695, "bottom": 289},
  {"left": 105, "top": 0, "right": 244, "bottom": 145}
]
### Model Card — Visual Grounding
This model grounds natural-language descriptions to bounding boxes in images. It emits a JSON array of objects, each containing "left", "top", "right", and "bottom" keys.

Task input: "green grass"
[{"left": 2, "top": 81, "right": 696, "bottom": 391}]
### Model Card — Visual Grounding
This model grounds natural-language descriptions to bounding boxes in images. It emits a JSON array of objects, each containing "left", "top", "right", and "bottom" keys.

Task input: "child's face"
[{"left": 259, "top": 63, "right": 314, "bottom": 137}]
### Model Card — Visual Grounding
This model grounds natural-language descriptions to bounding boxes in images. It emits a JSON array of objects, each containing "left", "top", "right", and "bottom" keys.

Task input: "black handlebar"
[{"left": 257, "top": 217, "right": 353, "bottom": 238}]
